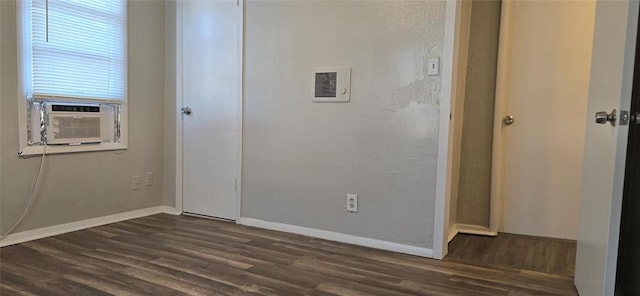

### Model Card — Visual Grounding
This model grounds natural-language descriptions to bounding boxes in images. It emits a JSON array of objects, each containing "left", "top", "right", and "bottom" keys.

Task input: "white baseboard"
[
  {"left": 161, "top": 206, "right": 182, "bottom": 216},
  {"left": 448, "top": 224, "right": 459, "bottom": 242},
  {"left": 0, "top": 206, "right": 181, "bottom": 247},
  {"left": 456, "top": 223, "right": 497, "bottom": 236},
  {"left": 238, "top": 217, "right": 434, "bottom": 258}
]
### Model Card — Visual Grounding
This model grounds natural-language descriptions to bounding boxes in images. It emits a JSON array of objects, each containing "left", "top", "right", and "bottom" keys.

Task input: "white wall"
[
  {"left": 0, "top": 0, "right": 166, "bottom": 234},
  {"left": 242, "top": 1, "right": 446, "bottom": 248}
]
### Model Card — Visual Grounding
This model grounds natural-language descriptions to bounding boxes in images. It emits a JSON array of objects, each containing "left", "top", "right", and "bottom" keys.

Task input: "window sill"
[{"left": 19, "top": 142, "right": 128, "bottom": 156}]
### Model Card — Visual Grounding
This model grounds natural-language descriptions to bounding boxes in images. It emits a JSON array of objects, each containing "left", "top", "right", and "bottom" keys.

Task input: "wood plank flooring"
[
  {"left": 447, "top": 233, "right": 577, "bottom": 278},
  {"left": 0, "top": 214, "right": 578, "bottom": 295}
]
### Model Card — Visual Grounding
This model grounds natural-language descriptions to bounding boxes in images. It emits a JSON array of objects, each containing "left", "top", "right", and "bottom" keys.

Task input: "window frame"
[{"left": 16, "top": 0, "right": 128, "bottom": 156}]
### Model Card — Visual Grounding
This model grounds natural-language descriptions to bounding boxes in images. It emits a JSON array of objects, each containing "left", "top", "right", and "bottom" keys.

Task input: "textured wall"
[
  {"left": 242, "top": 1, "right": 446, "bottom": 248},
  {"left": 0, "top": 0, "right": 166, "bottom": 234},
  {"left": 455, "top": 0, "right": 501, "bottom": 227}
]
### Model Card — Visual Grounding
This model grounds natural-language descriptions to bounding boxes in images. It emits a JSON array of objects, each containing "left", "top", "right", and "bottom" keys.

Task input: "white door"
[
  {"left": 181, "top": 0, "right": 242, "bottom": 220},
  {"left": 575, "top": 1, "right": 638, "bottom": 295},
  {"left": 497, "top": 0, "right": 596, "bottom": 239}
]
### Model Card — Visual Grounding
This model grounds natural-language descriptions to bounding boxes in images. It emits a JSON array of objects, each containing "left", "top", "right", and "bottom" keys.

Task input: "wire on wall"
[{"left": 0, "top": 144, "right": 48, "bottom": 240}]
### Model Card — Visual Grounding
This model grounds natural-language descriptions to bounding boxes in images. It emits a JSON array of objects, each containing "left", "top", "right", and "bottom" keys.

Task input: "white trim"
[
  {"left": 447, "top": 223, "right": 459, "bottom": 243},
  {"left": 162, "top": 206, "right": 183, "bottom": 216},
  {"left": 432, "top": 0, "right": 460, "bottom": 260},
  {"left": 239, "top": 218, "right": 434, "bottom": 258},
  {"left": 0, "top": 206, "right": 180, "bottom": 247},
  {"left": 17, "top": 0, "right": 29, "bottom": 155},
  {"left": 19, "top": 142, "right": 128, "bottom": 156},
  {"left": 234, "top": 0, "right": 244, "bottom": 222},
  {"left": 456, "top": 223, "right": 498, "bottom": 237},
  {"left": 174, "top": 0, "right": 184, "bottom": 213}
]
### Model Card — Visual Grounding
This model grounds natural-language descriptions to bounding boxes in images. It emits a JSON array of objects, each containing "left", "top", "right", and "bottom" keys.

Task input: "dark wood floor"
[
  {"left": 447, "top": 233, "right": 577, "bottom": 278},
  {"left": 0, "top": 214, "right": 577, "bottom": 296}
]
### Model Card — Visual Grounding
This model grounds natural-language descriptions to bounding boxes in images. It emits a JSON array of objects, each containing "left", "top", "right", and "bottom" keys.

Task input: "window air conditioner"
[{"left": 46, "top": 104, "right": 103, "bottom": 145}]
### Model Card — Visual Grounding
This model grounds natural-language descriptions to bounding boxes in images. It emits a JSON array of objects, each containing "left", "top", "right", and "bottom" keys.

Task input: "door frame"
[
  {"left": 174, "top": 0, "right": 244, "bottom": 221},
  {"left": 432, "top": 0, "right": 461, "bottom": 259},
  {"left": 433, "top": 0, "right": 501, "bottom": 259},
  {"left": 452, "top": 0, "right": 512, "bottom": 237}
]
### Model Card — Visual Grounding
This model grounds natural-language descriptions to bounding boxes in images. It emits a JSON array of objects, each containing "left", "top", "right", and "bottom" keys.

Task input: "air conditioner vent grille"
[
  {"left": 45, "top": 103, "right": 104, "bottom": 144},
  {"left": 54, "top": 117, "right": 101, "bottom": 139}
]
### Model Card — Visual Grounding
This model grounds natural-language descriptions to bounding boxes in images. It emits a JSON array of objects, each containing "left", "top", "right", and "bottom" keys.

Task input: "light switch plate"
[{"left": 428, "top": 58, "right": 440, "bottom": 76}]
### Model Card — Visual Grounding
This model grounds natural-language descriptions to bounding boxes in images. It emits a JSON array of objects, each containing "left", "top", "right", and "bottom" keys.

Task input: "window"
[{"left": 17, "top": 0, "right": 128, "bottom": 155}]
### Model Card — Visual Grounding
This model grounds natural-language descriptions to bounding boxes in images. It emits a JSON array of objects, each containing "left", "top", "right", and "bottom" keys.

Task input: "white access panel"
[
  {"left": 313, "top": 67, "right": 351, "bottom": 102},
  {"left": 181, "top": 0, "right": 241, "bottom": 220}
]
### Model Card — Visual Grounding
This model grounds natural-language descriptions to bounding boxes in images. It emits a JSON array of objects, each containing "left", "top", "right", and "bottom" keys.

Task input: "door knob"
[
  {"left": 181, "top": 107, "right": 192, "bottom": 115},
  {"left": 595, "top": 109, "right": 616, "bottom": 126},
  {"left": 503, "top": 115, "right": 515, "bottom": 126}
]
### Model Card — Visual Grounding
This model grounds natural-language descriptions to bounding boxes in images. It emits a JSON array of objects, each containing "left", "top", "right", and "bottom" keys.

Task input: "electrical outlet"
[
  {"left": 132, "top": 175, "right": 141, "bottom": 190},
  {"left": 347, "top": 194, "right": 358, "bottom": 213},
  {"left": 145, "top": 172, "right": 153, "bottom": 186}
]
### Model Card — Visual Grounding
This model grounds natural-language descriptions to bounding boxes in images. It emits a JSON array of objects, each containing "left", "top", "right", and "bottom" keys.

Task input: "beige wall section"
[
  {"left": 163, "top": 0, "right": 177, "bottom": 208},
  {"left": 0, "top": 0, "right": 3, "bottom": 213},
  {"left": 0, "top": 0, "right": 166, "bottom": 234},
  {"left": 454, "top": 0, "right": 501, "bottom": 227},
  {"left": 242, "top": 1, "right": 446, "bottom": 247}
]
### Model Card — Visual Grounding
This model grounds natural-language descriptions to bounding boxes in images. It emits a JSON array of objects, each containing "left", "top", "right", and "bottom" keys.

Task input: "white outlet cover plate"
[{"left": 347, "top": 193, "right": 358, "bottom": 212}]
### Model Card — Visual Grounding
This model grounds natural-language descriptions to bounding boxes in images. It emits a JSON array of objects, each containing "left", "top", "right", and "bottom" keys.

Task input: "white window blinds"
[{"left": 25, "top": 0, "right": 126, "bottom": 101}]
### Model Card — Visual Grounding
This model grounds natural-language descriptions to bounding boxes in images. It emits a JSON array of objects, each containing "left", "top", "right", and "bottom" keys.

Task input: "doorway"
[
  {"left": 448, "top": 0, "right": 596, "bottom": 273},
  {"left": 177, "top": 0, "right": 243, "bottom": 220}
]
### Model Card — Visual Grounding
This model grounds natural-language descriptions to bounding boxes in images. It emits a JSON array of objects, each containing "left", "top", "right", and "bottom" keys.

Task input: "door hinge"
[
  {"left": 236, "top": 0, "right": 239, "bottom": 6},
  {"left": 234, "top": 178, "right": 238, "bottom": 191}
]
